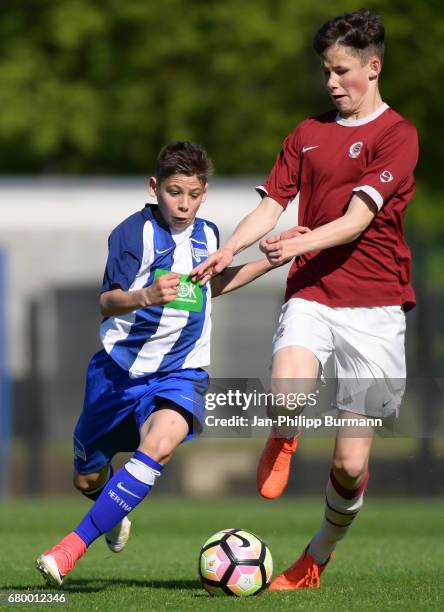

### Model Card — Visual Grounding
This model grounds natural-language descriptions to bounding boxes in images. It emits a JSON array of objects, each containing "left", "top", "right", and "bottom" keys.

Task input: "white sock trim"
[
  {"left": 124, "top": 457, "right": 161, "bottom": 486},
  {"left": 327, "top": 479, "right": 365, "bottom": 513}
]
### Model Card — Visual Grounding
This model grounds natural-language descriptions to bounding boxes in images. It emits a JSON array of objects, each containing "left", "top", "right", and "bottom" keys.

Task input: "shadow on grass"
[
  {"left": 12, "top": 579, "right": 265, "bottom": 599},
  {"left": 64, "top": 577, "right": 202, "bottom": 593},
  {"left": 18, "top": 577, "right": 207, "bottom": 595}
]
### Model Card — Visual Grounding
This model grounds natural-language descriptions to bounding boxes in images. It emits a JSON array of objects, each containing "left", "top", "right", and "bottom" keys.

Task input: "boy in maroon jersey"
[{"left": 193, "top": 9, "right": 418, "bottom": 590}]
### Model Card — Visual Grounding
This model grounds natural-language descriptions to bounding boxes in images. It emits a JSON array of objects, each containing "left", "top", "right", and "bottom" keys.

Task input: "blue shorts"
[{"left": 73, "top": 349, "right": 209, "bottom": 474}]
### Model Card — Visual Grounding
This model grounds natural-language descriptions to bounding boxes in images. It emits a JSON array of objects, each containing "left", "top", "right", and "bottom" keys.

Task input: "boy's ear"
[
  {"left": 148, "top": 176, "right": 157, "bottom": 197},
  {"left": 368, "top": 56, "right": 381, "bottom": 80}
]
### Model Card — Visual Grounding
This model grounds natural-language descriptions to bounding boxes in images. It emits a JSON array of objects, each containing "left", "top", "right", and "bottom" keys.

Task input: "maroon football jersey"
[{"left": 257, "top": 104, "right": 419, "bottom": 310}]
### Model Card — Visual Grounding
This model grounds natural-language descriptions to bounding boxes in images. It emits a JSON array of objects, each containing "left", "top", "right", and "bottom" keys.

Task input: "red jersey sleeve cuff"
[
  {"left": 352, "top": 185, "right": 384, "bottom": 211},
  {"left": 255, "top": 184, "right": 289, "bottom": 208},
  {"left": 255, "top": 184, "right": 268, "bottom": 199}
]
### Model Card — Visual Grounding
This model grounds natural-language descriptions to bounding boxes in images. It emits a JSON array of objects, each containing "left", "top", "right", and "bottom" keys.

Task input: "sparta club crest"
[{"left": 349, "top": 141, "right": 363, "bottom": 158}]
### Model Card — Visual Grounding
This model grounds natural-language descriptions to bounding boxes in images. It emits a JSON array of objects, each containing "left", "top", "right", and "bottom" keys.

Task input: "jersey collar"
[
  {"left": 141, "top": 203, "right": 198, "bottom": 235},
  {"left": 335, "top": 102, "right": 389, "bottom": 127}
]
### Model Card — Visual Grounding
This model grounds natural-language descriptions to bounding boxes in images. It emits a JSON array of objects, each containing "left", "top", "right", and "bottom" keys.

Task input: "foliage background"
[{"left": 0, "top": 0, "right": 443, "bottom": 281}]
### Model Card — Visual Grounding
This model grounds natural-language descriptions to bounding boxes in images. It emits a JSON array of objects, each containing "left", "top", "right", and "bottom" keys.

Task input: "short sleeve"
[
  {"left": 207, "top": 221, "right": 220, "bottom": 251},
  {"left": 256, "top": 128, "right": 302, "bottom": 209},
  {"left": 202, "top": 220, "right": 220, "bottom": 254},
  {"left": 101, "top": 220, "right": 145, "bottom": 292},
  {"left": 352, "top": 121, "right": 419, "bottom": 210}
]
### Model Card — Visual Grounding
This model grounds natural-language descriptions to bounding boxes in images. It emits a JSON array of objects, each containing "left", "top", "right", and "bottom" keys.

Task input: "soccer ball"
[{"left": 198, "top": 528, "right": 273, "bottom": 597}]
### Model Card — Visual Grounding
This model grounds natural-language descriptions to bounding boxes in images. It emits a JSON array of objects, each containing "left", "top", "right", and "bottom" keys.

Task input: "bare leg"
[
  {"left": 138, "top": 402, "right": 191, "bottom": 465},
  {"left": 257, "top": 346, "right": 320, "bottom": 499},
  {"left": 269, "top": 416, "right": 374, "bottom": 591},
  {"left": 271, "top": 345, "right": 320, "bottom": 435},
  {"left": 73, "top": 467, "right": 110, "bottom": 496}
]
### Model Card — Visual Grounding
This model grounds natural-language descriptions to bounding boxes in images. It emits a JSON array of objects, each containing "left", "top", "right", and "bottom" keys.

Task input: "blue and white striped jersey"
[{"left": 100, "top": 204, "right": 219, "bottom": 377}]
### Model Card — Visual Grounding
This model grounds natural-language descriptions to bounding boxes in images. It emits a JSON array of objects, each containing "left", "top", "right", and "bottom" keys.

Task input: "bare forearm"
[
  {"left": 100, "top": 273, "right": 181, "bottom": 316},
  {"left": 282, "top": 194, "right": 376, "bottom": 257},
  {"left": 100, "top": 289, "right": 150, "bottom": 317},
  {"left": 260, "top": 194, "right": 377, "bottom": 266},
  {"left": 212, "top": 259, "right": 277, "bottom": 297},
  {"left": 224, "top": 198, "right": 283, "bottom": 254},
  {"left": 286, "top": 215, "right": 365, "bottom": 256},
  {"left": 192, "top": 198, "right": 284, "bottom": 283}
]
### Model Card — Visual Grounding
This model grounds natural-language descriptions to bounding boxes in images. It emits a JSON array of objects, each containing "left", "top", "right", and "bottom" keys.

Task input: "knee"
[
  {"left": 270, "top": 381, "right": 316, "bottom": 417},
  {"left": 142, "top": 435, "right": 178, "bottom": 464},
  {"left": 73, "top": 468, "right": 108, "bottom": 493},
  {"left": 332, "top": 457, "right": 367, "bottom": 485},
  {"left": 282, "top": 394, "right": 306, "bottom": 416}
]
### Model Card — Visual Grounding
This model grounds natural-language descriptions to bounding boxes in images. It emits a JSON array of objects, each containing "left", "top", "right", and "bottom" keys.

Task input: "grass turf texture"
[{"left": 1, "top": 496, "right": 443, "bottom": 611}]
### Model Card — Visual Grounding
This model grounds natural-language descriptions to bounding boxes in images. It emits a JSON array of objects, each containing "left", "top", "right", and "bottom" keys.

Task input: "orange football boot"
[
  {"left": 257, "top": 433, "right": 299, "bottom": 499},
  {"left": 36, "top": 532, "right": 87, "bottom": 587},
  {"left": 269, "top": 546, "right": 333, "bottom": 591}
]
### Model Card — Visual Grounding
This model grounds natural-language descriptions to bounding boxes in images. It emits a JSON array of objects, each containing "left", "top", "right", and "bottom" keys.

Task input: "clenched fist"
[{"left": 143, "top": 272, "right": 181, "bottom": 306}]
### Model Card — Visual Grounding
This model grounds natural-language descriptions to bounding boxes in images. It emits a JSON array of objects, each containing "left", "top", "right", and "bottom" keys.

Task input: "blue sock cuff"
[{"left": 133, "top": 450, "right": 164, "bottom": 472}]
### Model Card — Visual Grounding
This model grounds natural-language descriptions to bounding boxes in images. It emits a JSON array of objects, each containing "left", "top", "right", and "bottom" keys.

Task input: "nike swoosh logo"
[
  {"left": 156, "top": 248, "right": 172, "bottom": 255},
  {"left": 116, "top": 482, "right": 142, "bottom": 499},
  {"left": 302, "top": 145, "right": 319, "bottom": 153}
]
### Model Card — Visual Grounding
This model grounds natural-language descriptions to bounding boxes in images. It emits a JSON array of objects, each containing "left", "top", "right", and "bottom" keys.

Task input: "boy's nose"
[
  {"left": 178, "top": 200, "right": 189, "bottom": 211},
  {"left": 327, "top": 75, "right": 339, "bottom": 91}
]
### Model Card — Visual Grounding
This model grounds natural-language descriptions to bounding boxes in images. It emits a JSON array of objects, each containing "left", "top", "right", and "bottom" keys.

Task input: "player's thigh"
[
  {"left": 271, "top": 298, "right": 333, "bottom": 387},
  {"left": 74, "top": 349, "right": 140, "bottom": 474},
  {"left": 272, "top": 346, "right": 320, "bottom": 400},
  {"left": 138, "top": 402, "right": 191, "bottom": 463},
  {"left": 332, "top": 414, "right": 374, "bottom": 485},
  {"left": 268, "top": 347, "right": 321, "bottom": 428},
  {"left": 272, "top": 345, "right": 321, "bottom": 379}
]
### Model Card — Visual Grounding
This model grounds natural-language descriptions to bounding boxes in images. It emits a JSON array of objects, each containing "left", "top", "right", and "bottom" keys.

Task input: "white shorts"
[{"left": 272, "top": 298, "right": 406, "bottom": 417}]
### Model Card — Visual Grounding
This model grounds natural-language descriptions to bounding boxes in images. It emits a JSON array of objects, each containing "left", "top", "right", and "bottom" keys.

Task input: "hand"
[
  {"left": 259, "top": 235, "right": 294, "bottom": 266},
  {"left": 259, "top": 225, "right": 311, "bottom": 266},
  {"left": 143, "top": 272, "right": 180, "bottom": 306},
  {"left": 191, "top": 246, "right": 234, "bottom": 285}
]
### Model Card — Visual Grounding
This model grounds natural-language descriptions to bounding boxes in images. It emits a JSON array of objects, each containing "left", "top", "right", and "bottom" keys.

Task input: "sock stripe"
[
  {"left": 325, "top": 497, "right": 361, "bottom": 517},
  {"left": 325, "top": 516, "right": 355, "bottom": 529},
  {"left": 309, "top": 473, "right": 368, "bottom": 564},
  {"left": 330, "top": 469, "right": 369, "bottom": 500}
]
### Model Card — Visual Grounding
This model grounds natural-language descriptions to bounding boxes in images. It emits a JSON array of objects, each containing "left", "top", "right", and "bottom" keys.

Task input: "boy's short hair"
[
  {"left": 313, "top": 9, "right": 385, "bottom": 64},
  {"left": 156, "top": 141, "right": 213, "bottom": 185}
]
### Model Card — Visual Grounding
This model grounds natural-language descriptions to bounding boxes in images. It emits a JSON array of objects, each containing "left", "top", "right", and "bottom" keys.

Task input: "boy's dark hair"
[
  {"left": 313, "top": 9, "right": 385, "bottom": 64},
  {"left": 156, "top": 141, "right": 213, "bottom": 184}
]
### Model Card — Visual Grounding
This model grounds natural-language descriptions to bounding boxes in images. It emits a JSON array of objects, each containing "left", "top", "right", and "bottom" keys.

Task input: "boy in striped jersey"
[{"left": 36, "top": 141, "right": 276, "bottom": 587}]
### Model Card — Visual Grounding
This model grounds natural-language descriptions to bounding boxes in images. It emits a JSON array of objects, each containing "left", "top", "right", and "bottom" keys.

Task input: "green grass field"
[{"left": 1, "top": 496, "right": 443, "bottom": 611}]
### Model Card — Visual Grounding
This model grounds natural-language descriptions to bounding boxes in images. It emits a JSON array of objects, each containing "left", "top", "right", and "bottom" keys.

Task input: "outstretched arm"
[
  {"left": 192, "top": 197, "right": 284, "bottom": 284},
  {"left": 260, "top": 192, "right": 377, "bottom": 265},
  {"left": 210, "top": 258, "right": 284, "bottom": 297}
]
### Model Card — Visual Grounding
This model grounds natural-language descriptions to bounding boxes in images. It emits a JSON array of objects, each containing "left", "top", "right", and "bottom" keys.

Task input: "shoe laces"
[{"left": 304, "top": 564, "right": 321, "bottom": 588}]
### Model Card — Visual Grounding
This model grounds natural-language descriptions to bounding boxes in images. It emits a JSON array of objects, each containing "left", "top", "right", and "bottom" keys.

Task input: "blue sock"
[{"left": 74, "top": 451, "right": 163, "bottom": 546}]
